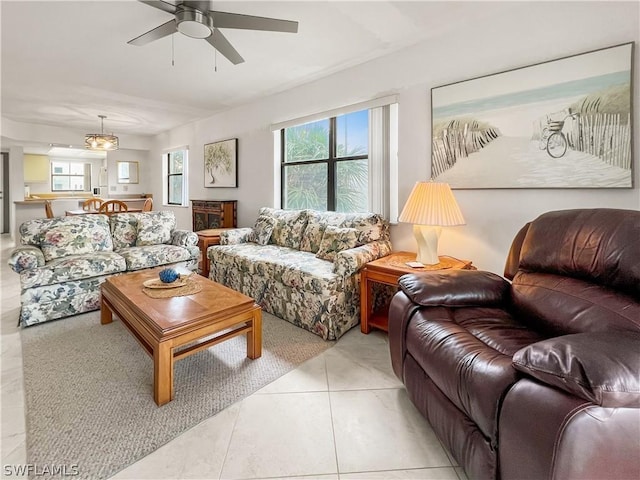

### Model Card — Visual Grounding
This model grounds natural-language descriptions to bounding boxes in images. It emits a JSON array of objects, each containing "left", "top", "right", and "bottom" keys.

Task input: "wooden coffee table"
[{"left": 100, "top": 268, "right": 262, "bottom": 406}]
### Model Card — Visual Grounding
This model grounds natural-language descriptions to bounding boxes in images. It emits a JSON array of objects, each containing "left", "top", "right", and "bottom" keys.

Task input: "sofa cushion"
[
  {"left": 513, "top": 332, "right": 640, "bottom": 407},
  {"left": 19, "top": 252, "right": 126, "bottom": 289},
  {"left": 316, "top": 226, "right": 361, "bottom": 262},
  {"left": 117, "top": 245, "right": 194, "bottom": 271},
  {"left": 136, "top": 212, "right": 175, "bottom": 246},
  {"left": 519, "top": 209, "right": 640, "bottom": 299},
  {"left": 251, "top": 214, "right": 277, "bottom": 246},
  {"left": 109, "top": 213, "right": 139, "bottom": 250},
  {"left": 209, "top": 243, "right": 340, "bottom": 294},
  {"left": 300, "top": 210, "right": 387, "bottom": 253},
  {"left": 40, "top": 216, "right": 114, "bottom": 262},
  {"left": 259, "top": 208, "right": 308, "bottom": 250},
  {"left": 511, "top": 271, "right": 640, "bottom": 336},
  {"left": 406, "top": 306, "right": 544, "bottom": 441},
  {"left": 20, "top": 275, "right": 110, "bottom": 327}
]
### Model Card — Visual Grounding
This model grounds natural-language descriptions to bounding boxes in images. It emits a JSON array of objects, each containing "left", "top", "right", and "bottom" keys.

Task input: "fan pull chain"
[
  {"left": 214, "top": 48, "right": 217, "bottom": 72},
  {"left": 171, "top": 34, "right": 175, "bottom": 67}
]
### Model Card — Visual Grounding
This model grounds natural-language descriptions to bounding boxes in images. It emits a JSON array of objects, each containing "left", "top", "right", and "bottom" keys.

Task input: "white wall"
[
  {"left": 105, "top": 149, "right": 150, "bottom": 196},
  {"left": 151, "top": 1, "right": 640, "bottom": 274}
]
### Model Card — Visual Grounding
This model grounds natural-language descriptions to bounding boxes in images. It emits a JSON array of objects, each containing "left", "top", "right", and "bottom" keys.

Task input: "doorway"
[{"left": 1, "top": 152, "right": 9, "bottom": 233}]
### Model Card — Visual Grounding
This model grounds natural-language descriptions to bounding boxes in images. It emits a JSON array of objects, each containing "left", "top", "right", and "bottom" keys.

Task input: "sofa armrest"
[
  {"left": 513, "top": 331, "right": 640, "bottom": 407},
  {"left": 220, "top": 228, "right": 254, "bottom": 245},
  {"left": 8, "top": 246, "right": 45, "bottom": 273},
  {"left": 398, "top": 270, "right": 510, "bottom": 307},
  {"left": 334, "top": 240, "right": 392, "bottom": 277},
  {"left": 170, "top": 230, "right": 198, "bottom": 247}
]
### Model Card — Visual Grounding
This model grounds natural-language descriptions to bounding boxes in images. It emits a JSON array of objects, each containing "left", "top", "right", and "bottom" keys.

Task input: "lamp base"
[{"left": 413, "top": 225, "right": 441, "bottom": 265}]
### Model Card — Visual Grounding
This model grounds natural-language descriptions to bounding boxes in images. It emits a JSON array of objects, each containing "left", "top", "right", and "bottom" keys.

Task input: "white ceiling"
[{"left": 2, "top": 1, "right": 484, "bottom": 138}]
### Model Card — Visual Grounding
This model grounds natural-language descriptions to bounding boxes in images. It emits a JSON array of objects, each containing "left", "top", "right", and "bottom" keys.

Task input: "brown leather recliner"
[{"left": 389, "top": 209, "right": 640, "bottom": 480}]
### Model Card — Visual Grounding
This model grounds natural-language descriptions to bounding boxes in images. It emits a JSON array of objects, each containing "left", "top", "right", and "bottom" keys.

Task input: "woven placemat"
[{"left": 142, "top": 278, "right": 202, "bottom": 298}]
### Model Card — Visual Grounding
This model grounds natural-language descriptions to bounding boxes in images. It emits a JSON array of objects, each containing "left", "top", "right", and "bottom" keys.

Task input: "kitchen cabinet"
[{"left": 24, "top": 155, "right": 49, "bottom": 184}]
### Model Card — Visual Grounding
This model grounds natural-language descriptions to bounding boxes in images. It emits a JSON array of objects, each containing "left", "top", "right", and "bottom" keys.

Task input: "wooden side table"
[
  {"left": 196, "top": 228, "right": 234, "bottom": 278},
  {"left": 360, "top": 251, "right": 475, "bottom": 334}
]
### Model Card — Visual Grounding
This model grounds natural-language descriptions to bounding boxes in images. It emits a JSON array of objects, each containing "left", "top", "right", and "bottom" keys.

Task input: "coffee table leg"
[
  {"left": 247, "top": 309, "right": 262, "bottom": 359},
  {"left": 153, "top": 342, "right": 173, "bottom": 406},
  {"left": 101, "top": 296, "right": 113, "bottom": 325}
]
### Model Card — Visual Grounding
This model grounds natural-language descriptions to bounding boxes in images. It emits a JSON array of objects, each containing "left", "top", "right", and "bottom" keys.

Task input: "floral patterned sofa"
[
  {"left": 8, "top": 211, "right": 199, "bottom": 326},
  {"left": 208, "top": 208, "right": 392, "bottom": 340}
]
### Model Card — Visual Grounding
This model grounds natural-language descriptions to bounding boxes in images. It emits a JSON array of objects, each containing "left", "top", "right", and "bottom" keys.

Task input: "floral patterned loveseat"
[
  {"left": 208, "top": 208, "right": 392, "bottom": 340},
  {"left": 8, "top": 211, "right": 199, "bottom": 326}
]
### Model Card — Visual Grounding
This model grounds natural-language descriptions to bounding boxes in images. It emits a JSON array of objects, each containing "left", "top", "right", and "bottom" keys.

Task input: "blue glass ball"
[{"left": 159, "top": 268, "right": 180, "bottom": 283}]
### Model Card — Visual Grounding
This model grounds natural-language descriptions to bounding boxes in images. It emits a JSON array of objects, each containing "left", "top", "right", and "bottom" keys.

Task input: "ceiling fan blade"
[
  {"left": 210, "top": 11, "right": 298, "bottom": 33},
  {"left": 128, "top": 20, "right": 178, "bottom": 46},
  {"left": 138, "top": 0, "right": 177, "bottom": 14},
  {"left": 205, "top": 29, "right": 244, "bottom": 65}
]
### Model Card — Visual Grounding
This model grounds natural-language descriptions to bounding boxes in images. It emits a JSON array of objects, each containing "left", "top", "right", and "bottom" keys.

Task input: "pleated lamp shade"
[{"left": 398, "top": 182, "right": 465, "bottom": 226}]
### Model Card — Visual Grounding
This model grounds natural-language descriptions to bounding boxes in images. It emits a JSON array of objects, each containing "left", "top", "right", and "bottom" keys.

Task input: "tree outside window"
[
  {"left": 282, "top": 110, "right": 369, "bottom": 213},
  {"left": 167, "top": 150, "right": 186, "bottom": 205}
]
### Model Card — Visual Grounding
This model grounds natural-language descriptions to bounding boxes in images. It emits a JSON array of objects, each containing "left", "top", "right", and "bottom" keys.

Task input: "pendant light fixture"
[{"left": 85, "top": 115, "right": 119, "bottom": 151}]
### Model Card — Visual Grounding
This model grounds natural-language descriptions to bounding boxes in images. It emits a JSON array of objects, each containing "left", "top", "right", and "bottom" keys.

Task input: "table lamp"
[{"left": 398, "top": 181, "right": 465, "bottom": 265}]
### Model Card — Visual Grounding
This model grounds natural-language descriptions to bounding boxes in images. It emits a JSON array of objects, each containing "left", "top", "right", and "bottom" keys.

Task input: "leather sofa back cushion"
[
  {"left": 511, "top": 271, "right": 640, "bottom": 335},
  {"left": 513, "top": 332, "right": 640, "bottom": 407},
  {"left": 39, "top": 216, "right": 114, "bottom": 262},
  {"left": 519, "top": 209, "right": 640, "bottom": 299}
]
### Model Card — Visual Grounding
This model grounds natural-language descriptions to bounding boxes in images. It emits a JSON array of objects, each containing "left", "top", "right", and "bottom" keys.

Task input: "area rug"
[{"left": 21, "top": 311, "right": 334, "bottom": 479}]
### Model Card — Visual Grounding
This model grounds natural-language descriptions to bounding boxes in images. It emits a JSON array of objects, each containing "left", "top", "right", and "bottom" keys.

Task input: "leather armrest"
[
  {"left": 398, "top": 270, "right": 510, "bottom": 307},
  {"left": 513, "top": 331, "right": 640, "bottom": 407}
]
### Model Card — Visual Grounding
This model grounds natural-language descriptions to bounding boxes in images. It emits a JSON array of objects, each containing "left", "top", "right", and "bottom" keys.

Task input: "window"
[
  {"left": 281, "top": 110, "right": 369, "bottom": 212},
  {"left": 277, "top": 99, "right": 397, "bottom": 217},
  {"left": 163, "top": 148, "right": 188, "bottom": 206},
  {"left": 51, "top": 161, "right": 90, "bottom": 191}
]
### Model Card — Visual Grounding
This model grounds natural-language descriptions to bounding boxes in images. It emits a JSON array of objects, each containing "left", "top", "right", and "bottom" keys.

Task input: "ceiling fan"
[{"left": 128, "top": 0, "right": 299, "bottom": 65}]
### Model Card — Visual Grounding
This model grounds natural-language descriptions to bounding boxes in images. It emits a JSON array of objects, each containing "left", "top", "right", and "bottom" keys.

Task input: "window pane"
[
  {"left": 283, "top": 163, "right": 327, "bottom": 210},
  {"left": 69, "top": 176, "right": 85, "bottom": 191},
  {"left": 69, "top": 163, "right": 84, "bottom": 175},
  {"left": 51, "top": 162, "right": 69, "bottom": 174},
  {"left": 336, "top": 110, "right": 369, "bottom": 157},
  {"left": 52, "top": 177, "right": 69, "bottom": 191},
  {"left": 169, "top": 151, "right": 184, "bottom": 174},
  {"left": 284, "top": 119, "right": 329, "bottom": 163},
  {"left": 336, "top": 159, "right": 369, "bottom": 213},
  {"left": 168, "top": 174, "right": 183, "bottom": 204}
]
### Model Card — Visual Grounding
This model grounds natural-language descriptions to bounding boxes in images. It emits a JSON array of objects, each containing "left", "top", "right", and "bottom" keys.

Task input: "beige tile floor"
[{"left": 0, "top": 235, "right": 468, "bottom": 480}]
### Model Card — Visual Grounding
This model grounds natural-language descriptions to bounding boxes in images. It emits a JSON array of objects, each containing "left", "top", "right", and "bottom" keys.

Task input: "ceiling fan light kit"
[
  {"left": 85, "top": 115, "right": 119, "bottom": 151},
  {"left": 176, "top": 8, "right": 212, "bottom": 38},
  {"left": 128, "top": 0, "right": 299, "bottom": 65}
]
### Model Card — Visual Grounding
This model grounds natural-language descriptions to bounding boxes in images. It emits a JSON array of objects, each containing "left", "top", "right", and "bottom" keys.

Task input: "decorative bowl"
[{"left": 158, "top": 268, "right": 180, "bottom": 283}]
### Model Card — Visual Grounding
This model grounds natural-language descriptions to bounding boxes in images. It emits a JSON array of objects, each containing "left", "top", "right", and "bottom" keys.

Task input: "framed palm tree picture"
[{"left": 204, "top": 138, "right": 238, "bottom": 188}]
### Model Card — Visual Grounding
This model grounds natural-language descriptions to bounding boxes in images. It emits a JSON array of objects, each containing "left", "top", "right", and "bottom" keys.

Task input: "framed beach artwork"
[
  {"left": 431, "top": 42, "right": 633, "bottom": 188},
  {"left": 204, "top": 138, "right": 238, "bottom": 188}
]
